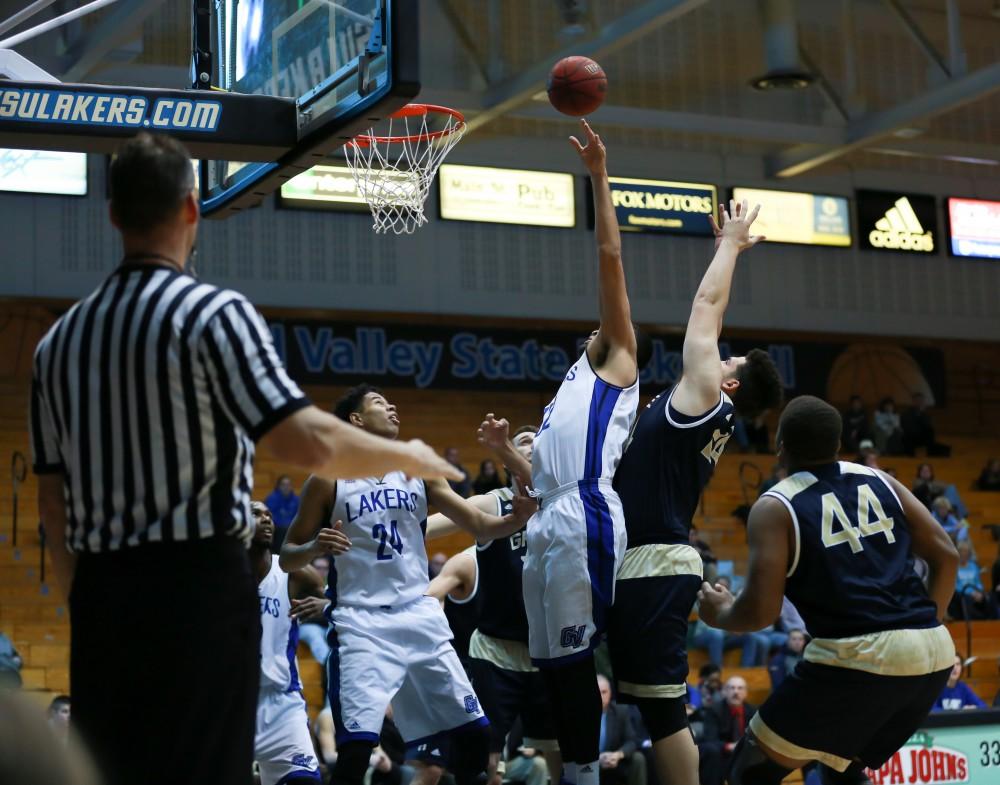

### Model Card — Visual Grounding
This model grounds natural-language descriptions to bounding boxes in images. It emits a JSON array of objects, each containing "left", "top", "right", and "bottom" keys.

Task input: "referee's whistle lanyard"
[{"left": 120, "top": 249, "right": 199, "bottom": 279}]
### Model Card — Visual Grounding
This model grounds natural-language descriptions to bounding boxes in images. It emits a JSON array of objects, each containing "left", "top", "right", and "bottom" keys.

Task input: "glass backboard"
[{"left": 199, "top": 0, "right": 418, "bottom": 217}]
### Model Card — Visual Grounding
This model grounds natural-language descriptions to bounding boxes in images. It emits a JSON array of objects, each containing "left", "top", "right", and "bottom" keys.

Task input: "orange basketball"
[{"left": 547, "top": 56, "right": 608, "bottom": 116}]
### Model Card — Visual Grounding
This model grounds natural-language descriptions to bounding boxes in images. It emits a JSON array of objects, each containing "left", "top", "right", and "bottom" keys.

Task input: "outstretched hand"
[
  {"left": 709, "top": 199, "right": 765, "bottom": 252},
  {"left": 477, "top": 413, "right": 510, "bottom": 452},
  {"left": 511, "top": 492, "right": 538, "bottom": 527},
  {"left": 289, "top": 596, "right": 328, "bottom": 622},
  {"left": 568, "top": 119, "right": 607, "bottom": 175}
]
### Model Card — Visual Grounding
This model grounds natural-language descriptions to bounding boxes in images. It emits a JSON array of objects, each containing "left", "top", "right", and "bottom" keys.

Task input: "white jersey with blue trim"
[
  {"left": 328, "top": 473, "right": 429, "bottom": 609},
  {"left": 532, "top": 351, "right": 639, "bottom": 496},
  {"left": 259, "top": 555, "right": 302, "bottom": 693}
]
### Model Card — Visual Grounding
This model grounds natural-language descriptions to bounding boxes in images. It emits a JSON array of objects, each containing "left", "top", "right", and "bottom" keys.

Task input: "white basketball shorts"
[
  {"left": 254, "top": 688, "right": 321, "bottom": 785},
  {"left": 326, "top": 595, "right": 488, "bottom": 750},
  {"left": 523, "top": 478, "right": 627, "bottom": 665}
]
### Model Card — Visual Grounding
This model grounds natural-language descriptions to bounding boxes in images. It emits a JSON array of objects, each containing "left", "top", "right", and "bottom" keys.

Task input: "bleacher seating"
[{"left": 3, "top": 377, "right": 1000, "bottom": 719}]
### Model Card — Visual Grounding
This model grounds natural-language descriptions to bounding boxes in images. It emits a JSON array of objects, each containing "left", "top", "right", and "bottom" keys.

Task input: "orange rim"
[{"left": 348, "top": 103, "right": 465, "bottom": 147}]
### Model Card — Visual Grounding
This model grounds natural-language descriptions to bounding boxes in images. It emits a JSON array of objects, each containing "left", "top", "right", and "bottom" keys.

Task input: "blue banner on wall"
[
  {"left": 267, "top": 319, "right": 946, "bottom": 406},
  {"left": 588, "top": 177, "right": 717, "bottom": 236}
]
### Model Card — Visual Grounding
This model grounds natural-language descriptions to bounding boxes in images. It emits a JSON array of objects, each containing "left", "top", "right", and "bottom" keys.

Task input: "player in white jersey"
[
  {"left": 251, "top": 501, "right": 327, "bottom": 785},
  {"left": 483, "top": 121, "right": 653, "bottom": 785},
  {"left": 280, "top": 385, "right": 534, "bottom": 785}
]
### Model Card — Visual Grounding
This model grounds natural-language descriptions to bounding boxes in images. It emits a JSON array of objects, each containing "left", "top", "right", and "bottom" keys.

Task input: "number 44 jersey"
[
  {"left": 762, "top": 461, "right": 939, "bottom": 640},
  {"left": 328, "top": 473, "right": 430, "bottom": 609}
]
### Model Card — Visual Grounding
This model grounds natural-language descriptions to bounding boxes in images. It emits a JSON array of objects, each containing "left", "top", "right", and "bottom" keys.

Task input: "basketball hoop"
[{"left": 343, "top": 104, "right": 466, "bottom": 235}]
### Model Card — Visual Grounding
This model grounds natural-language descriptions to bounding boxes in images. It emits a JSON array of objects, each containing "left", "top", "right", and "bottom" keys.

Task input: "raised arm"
[
  {"left": 426, "top": 479, "right": 535, "bottom": 542},
  {"left": 572, "top": 120, "right": 636, "bottom": 388},
  {"left": 670, "top": 200, "right": 764, "bottom": 416},
  {"left": 260, "top": 406, "right": 461, "bottom": 483},
  {"left": 477, "top": 414, "right": 531, "bottom": 491},
  {"left": 883, "top": 472, "right": 959, "bottom": 620},
  {"left": 425, "top": 493, "right": 499, "bottom": 540},
  {"left": 697, "top": 495, "right": 789, "bottom": 632}
]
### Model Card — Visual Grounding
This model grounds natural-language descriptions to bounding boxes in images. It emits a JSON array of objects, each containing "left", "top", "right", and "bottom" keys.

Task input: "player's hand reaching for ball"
[
  {"left": 289, "top": 596, "right": 329, "bottom": 622},
  {"left": 696, "top": 580, "right": 735, "bottom": 627},
  {"left": 568, "top": 119, "right": 607, "bottom": 176},
  {"left": 709, "top": 199, "right": 765, "bottom": 252},
  {"left": 403, "top": 439, "right": 464, "bottom": 482},
  {"left": 309, "top": 521, "right": 351, "bottom": 557},
  {"left": 477, "top": 413, "right": 510, "bottom": 452}
]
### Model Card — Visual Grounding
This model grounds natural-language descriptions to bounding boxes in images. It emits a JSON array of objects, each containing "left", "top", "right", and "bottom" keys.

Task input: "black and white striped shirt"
[{"left": 30, "top": 261, "right": 309, "bottom": 552}]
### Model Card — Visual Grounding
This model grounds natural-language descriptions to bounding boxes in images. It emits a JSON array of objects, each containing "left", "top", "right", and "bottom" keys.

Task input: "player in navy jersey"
[
  {"left": 250, "top": 501, "right": 327, "bottom": 785},
  {"left": 280, "top": 385, "right": 534, "bottom": 785},
  {"left": 428, "top": 426, "right": 560, "bottom": 785},
  {"left": 698, "top": 396, "right": 958, "bottom": 785},
  {"left": 607, "top": 200, "right": 781, "bottom": 785}
]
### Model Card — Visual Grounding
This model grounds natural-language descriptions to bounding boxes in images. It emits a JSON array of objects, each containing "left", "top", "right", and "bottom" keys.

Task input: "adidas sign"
[{"left": 868, "top": 197, "right": 934, "bottom": 252}]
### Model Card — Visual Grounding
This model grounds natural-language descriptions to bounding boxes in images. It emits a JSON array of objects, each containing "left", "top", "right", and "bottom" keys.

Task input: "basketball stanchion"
[{"left": 343, "top": 104, "right": 466, "bottom": 234}]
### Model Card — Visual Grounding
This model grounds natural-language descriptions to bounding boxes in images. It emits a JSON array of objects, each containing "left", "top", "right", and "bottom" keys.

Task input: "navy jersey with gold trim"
[
  {"left": 613, "top": 388, "right": 735, "bottom": 548},
  {"left": 763, "top": 461, "right": 938, "bottom": 640},
  {"left": 475, "top": 487, "right": 530, "bottom": 643}
]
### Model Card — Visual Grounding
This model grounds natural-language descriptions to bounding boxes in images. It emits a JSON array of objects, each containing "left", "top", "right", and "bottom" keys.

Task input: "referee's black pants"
[{"left": 70, "top": 536, "right": 260, "bottom": 785}]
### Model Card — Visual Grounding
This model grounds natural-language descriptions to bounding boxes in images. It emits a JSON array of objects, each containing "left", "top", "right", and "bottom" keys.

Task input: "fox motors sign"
[{"left": 868, "top": 735, "right": 969, "bottom": 785}]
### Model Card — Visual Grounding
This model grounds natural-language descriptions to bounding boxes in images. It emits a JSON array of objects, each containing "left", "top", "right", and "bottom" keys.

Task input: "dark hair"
[
  {"left": 513, "top": 424, "right": 538, "bottom": 437},
  {"left": 777, "top": 396, "right": 842, "bottom": 466},
  {"left": 49, "top": 695, "right": 71, "bottom": 712},
  {"left": 849, "top": 394, "right": 863, "bottom": 404},
  {"left": 731, "top": 348, "right": 783, "bottom": 419},
  {"left": 699, "top": 663, "right": 721, "bottom": 679},
  {"left": 333, "top": 384, "right": 383, "bottom": 422},
  {"left": 878, "top": 397, "right": 895, "bottom": 411},
  {"left": 633, "top": 324, "right": 653, "bottom": 371},
  {"left": 109, "top": 132, "right": 195, "bottom": 233}
]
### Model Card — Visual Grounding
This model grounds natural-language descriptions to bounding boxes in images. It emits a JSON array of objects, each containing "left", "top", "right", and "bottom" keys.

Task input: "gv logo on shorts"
[
  {"left": 464, "top": 695, "right": 479, "bottom": 714},
  {"left": 560, "top": 625, "right": 587, "bottom": 648}
]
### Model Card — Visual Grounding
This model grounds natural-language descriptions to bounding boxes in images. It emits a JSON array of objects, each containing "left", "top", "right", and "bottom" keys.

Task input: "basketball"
[{"left": 547, "top": 56, "right": 607, "bottom": 116}]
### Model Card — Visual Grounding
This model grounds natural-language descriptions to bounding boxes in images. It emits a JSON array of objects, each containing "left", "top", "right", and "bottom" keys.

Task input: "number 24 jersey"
[{"left": 328, "top": 472, "right": 429, "bottom": 609}]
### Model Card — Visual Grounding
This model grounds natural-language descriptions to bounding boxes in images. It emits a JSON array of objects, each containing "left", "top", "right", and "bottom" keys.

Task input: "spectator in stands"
[
  {"left": 932, "top": 497, "right": 968, "bottom": 544},
  {"left": 0, "top": 632, "right": 22, "bottom": 690},
  {"left": 504, "top": 717, "right": 550, "bottom": 785},
  {"left": 873, "top": 397, "right": 905, "bottom": 456},
  {"left": 265, "top": 475, "right": 300, "bottom": 547},
  {"left": 444, "top": 447, "right": 471, "bottom": 497},
  {"left": 912, "top": 463, "right": 947, "bottom": 511},
  {"left": 297, "top": 555, "right": 331, "bottom": 666},
  {"left": 428, "top": 551, "right": 447, "bottom": 580},
  {"left": 689, "top": 525, "right": 718, "bottom": 582},
  {"left": 596, "top": 675, "right": 646, "bottom": 785},
  {"left": 932, "top": 655, "right": 986, "bottom": 711},
  {"left": 472, "top": 459, "right": 504, "bottom": 496},
  {"left": 768, "top": 629, "right": 807, "bottom": 689},
  {"left": 698, "top": 676, "right": 757, "bottom": 785},
  {"left": 841, "top": 395, "right": 871, "bottom": 454},
  {"left": 759, "top": 465, "right": 787, "bottom": 496},
  {"left": 949, "top": 542, "right": 997, "bottom": 620},
  {"left": 47, "top": 695, "right": 71, "bottom": 744},
  {"left": 696, "top": 664, "right": 723, "bottom": 709},
  {"left": 0, "top": 691, "right": 99, "bottom": 785},
  {"left": 856, "top": 439, "right": 881, "bottom": 470},
  {"left": 902, "top": 392, "right": 950, "bottom": 457},
  {"left": 977, "top": 459, "right": 1000, "bottom": 492}
]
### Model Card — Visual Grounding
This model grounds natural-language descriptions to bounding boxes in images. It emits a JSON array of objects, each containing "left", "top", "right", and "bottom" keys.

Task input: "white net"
[{"left": 343, "top": 106, "right": 466, "bottom": 234}]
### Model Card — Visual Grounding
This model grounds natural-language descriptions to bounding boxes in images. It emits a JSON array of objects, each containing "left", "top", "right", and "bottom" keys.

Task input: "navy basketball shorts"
[
  {"left": 607, "top": 543, "right": 704, "bottom": 702},
  {"left": 467, "top": 653, "right": 558, "bottom": 754},
  {"left": 751, "top": 660, "right": 952, "bottom": 772}
]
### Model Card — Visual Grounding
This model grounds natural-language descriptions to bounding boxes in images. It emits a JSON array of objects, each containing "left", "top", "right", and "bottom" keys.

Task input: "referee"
[{"left": 30, "top": 133, "right": 460, "bottom": 785}]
